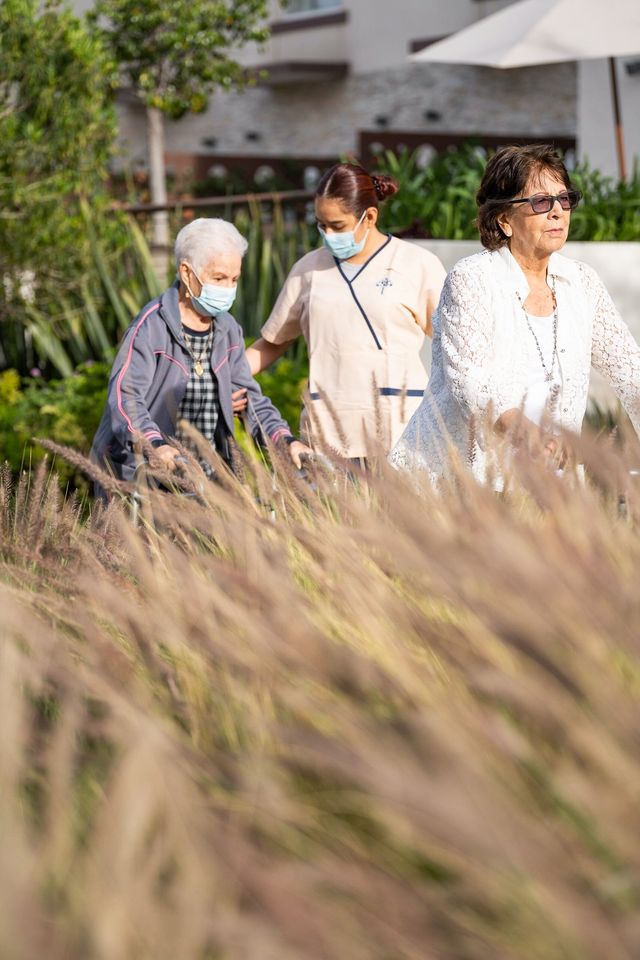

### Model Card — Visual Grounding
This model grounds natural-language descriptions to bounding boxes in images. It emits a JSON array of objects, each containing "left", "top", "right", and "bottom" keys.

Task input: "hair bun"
[{"left": 370, "top": 173, "right": 399, "bottom": 202}]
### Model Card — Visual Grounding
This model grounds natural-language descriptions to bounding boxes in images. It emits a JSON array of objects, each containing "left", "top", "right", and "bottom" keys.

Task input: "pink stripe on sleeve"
[
  {"left": 214, "top": 343, "right": 241, "bottom": 374},
  {"left": 115, "top": 303, "right": 158, "bottom": 434}
]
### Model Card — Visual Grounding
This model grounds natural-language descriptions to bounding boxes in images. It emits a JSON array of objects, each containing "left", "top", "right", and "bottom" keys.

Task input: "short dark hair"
[{"left": 476, "top": 144, "right": 572, "bottom": 251}]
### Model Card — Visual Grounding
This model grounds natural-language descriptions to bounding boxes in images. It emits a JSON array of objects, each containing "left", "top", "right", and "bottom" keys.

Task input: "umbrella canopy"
[
  {"left": 411, "top": 0, "right": 640, "bottom": 69},
  {"left": 410, "top": 0, "right": 640, "bottom": 178}
]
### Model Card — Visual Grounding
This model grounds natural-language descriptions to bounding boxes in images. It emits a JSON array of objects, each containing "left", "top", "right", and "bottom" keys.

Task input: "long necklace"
[
  {"left": 515, "top": 277, "right": 558, "bottom": 383},
  {"left": 183, "top": 327, "right": 212, "bottom": 378}
]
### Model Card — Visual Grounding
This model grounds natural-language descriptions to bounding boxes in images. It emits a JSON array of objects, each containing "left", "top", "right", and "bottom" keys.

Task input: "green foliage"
[
  {"left": 376, "top": 145, "right": 640, "bottom": 243},
  {"left": 0, "top": 0, "right": 117, "bottom": 345},
  {"left": 0, "top": 199, "right": 313, "bottom": 481},
  {"left": 569, "top": 161, "right": 640, "bottom": 241},
  {"left": 376, "top": 145, "right": 487, "bottom": 239},
  {"left": 255, "top": 354, "right": 309, "bottom": 434},
  {"left": 0, "top": 364, "right": 109, "bottom": 489},
  {"left": 18, "top": 207, "right": 166, "bottom": 378},
  {"left": 233, "top": 200, "right": 315, "bottom": 341},
  {"left": 91, "top": 0, "right": 272, "bottom": 119},
  {"left": 19, "top": 201, "right": 313, "bottom": 378}
]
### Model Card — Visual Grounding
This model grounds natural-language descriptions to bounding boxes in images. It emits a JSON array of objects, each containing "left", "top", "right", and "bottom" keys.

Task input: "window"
[{"left": 285, "top": 0, "right": 342, "bottom": 14}]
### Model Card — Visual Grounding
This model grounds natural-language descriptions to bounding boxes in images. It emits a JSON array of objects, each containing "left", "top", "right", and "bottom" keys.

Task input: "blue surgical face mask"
[
  {"left": 318, "top": 210, "right": 369, "bottom": 260},
  {"left": 186, "top": 266, "right": 237, "bottom": 317}
]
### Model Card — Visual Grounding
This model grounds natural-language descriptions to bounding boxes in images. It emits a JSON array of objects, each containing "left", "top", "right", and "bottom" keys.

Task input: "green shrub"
[
  {"left": 376, "top": 146, "right": 640, "bottom": 243},
  {"left": 0, "top": 363, "right": 109, "bottom": 488},
  {"left": 377, "top": 144, "right": 486, "bottom": 239},
  {"left": 569, "top": 161, "right": 640, "bottom": 241},
  {"left": 0, "top": 351, "right": 310, "bottom": 489},
  {"left": 255, "top": 353, "right": 309, "bottom": 435}
]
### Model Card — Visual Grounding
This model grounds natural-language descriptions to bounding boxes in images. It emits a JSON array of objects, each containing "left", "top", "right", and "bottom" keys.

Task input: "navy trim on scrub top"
[
  {"left": 335, "top": 234, "right": 393, "bottom": 351},
  {"left": 309, "top": 388, "right": 424, "bottom": 401}
]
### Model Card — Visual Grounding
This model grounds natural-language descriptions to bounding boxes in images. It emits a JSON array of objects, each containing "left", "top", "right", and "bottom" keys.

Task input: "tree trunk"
[{"left": 146, "top": 104, "right": 170, "bottom": 255}]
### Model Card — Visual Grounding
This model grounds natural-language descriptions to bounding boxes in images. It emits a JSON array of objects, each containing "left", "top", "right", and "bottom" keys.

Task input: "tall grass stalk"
[{"left": 2, "top": 426, "right": 640, "bottom": 959}]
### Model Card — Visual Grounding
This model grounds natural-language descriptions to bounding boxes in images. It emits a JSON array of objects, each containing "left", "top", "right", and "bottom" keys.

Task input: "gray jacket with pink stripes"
[{"left": 90, "top": 282, "right": 293, "bottom": 484}]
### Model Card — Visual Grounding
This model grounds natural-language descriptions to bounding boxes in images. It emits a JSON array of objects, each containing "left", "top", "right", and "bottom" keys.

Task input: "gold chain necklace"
[{"left": 182, "top": 327, "right": 213, "bottom": 378}]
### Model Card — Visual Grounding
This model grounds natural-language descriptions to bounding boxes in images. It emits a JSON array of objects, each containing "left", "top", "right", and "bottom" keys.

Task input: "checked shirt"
[{"left": 177, "top": 327, "right": 220, "bottom": 471}]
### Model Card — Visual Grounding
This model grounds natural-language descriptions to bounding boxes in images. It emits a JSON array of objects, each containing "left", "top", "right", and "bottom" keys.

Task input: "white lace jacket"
[{"left": 389, "top": 246, "right": 640, "bottom": 480}]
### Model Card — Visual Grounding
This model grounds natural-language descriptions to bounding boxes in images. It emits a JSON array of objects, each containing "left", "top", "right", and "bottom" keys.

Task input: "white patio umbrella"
[{"left": 411, "top": 0, "right": 640, "bottom": 179}]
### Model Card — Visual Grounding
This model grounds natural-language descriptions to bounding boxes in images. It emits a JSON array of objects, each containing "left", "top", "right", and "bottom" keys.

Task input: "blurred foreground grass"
[{"left": 1, "top": 430, "right": 640, "bottom": 960}]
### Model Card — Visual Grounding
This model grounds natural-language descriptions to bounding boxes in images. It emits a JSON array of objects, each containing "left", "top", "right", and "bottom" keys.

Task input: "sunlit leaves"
[
  {"left": 0, "top": 0, "right": 117, "bottom": 322},
  {"left": 93, "top": 0, "right": 271, "bottom": 120}
]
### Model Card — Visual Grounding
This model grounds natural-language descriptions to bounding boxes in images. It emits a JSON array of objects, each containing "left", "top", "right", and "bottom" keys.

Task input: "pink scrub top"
[{"left": 261, "top": 235, "right": 446, "bottom": 458}]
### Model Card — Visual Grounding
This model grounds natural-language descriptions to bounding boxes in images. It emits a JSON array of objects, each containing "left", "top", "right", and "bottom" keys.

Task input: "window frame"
[{"left": 283, "top": 0, "right": 343, "bottom": 20}]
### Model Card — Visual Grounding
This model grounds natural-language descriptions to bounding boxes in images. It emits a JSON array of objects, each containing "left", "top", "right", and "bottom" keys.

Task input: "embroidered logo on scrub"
[{"left": 376, "top": 277, "right": 393, "bottom": 295}]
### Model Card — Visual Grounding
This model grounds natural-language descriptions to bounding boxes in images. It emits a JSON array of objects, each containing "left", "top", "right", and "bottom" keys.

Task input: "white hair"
[{"left": 174, "top": 218, "right": 248, "bottom": 272}]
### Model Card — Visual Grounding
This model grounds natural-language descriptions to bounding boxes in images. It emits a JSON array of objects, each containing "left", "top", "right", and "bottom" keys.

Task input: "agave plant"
[{"left": 16, "top": 196, "right": 315, "bottom": 378}]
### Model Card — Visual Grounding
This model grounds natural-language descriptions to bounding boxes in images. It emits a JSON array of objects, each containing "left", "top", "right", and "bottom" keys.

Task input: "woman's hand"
[
  {"left": 286, "top": 440, "right": 313, "bottom": 469},
  {"left": 542, "top": 435, "right": 569, "bottom": 469},
  {"left": 495, "top": 409, "right": 569, "bottom": 466},
  {"left": 150, "top": 444, "right": 180, "bottom": 472},
  {"left": 232, "top": 388, "right": 248, "bottom": 414}
]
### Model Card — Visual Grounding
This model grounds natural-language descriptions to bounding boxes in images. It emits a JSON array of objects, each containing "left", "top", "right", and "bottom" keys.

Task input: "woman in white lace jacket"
[{"left": 389, "top": 144, "right": 640, "bottom": 481}]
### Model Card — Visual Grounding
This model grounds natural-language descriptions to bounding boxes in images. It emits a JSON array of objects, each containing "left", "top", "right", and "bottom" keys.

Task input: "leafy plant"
[
  {"left": 376, "top": 145, "right": 640, "bottom": 243},
  {"left": 17, "top": 199, "right": 314, "bottom": 378},
  {"left": 91, "top": 0, "right": 273, "bottom": 246},
  {"left": 0, "top": 0, "right": 117, "bottom": 364},
  {"left": 254, "top": 353, "right": 309, "bottom": 434},
  {"left": 233, "top": 198, "right": 316, "bottom": 341},
  {"left": 376, "top": 144, "right": 487, "bottom": 239},
  {"left": 0, "top": 364, "right": 109, "bottom": 489},
  {"left": 569, "top": 160, "right": 640, "bottom": 241}
]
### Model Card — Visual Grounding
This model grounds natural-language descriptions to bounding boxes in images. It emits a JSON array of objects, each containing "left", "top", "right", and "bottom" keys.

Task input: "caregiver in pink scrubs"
[{"left": 246, "top": 162, "right": 446, "bottom": 459}]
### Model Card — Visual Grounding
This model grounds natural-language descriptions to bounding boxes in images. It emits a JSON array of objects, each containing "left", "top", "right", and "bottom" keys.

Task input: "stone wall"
[{"left": 116, "top": 61, "right": 577, "bottom": 170}]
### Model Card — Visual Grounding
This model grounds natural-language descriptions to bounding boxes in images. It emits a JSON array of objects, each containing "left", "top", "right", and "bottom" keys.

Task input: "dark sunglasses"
[{"left": 508, "top": 190, "right": 582, "bottom": 214}]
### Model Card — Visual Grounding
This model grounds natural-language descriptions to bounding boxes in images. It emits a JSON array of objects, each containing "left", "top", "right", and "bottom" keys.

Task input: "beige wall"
[
  {"left": 153, "top": 0, "right": 576, "bottom": 170},
  {"left": 239, "top": 0, "right": 518, "bottom": 75},
  {"left": 158, "top": 61, "right": 575, "bottom": 163},
  {"left": 578, "top": 58, "right": 640, "bottom": 178},
  {"left": 79, "top": 0, "right": 640, "bottom": 179}
]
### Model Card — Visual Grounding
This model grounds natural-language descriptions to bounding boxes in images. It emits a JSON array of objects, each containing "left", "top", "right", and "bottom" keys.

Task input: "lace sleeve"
[
  {"left": 440, "top": 261, "right": 516, "bottom": 421},
  {"left": 582, "top": 264, "right": 640, "bottom": 436}
]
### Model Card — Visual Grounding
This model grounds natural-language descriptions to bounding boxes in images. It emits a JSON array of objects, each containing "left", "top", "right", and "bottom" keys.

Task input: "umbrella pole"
[{"left": 609, "top": 57, "right": 627, "bottom": 181}]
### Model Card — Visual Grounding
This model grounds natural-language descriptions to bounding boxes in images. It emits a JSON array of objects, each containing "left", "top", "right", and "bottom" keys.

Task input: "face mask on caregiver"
[
  {"left": 186, "top": 266, "right": 237, "bottom": 317},
  {"left": 319, "top": 210, "right": 369, "bottom": 260}
]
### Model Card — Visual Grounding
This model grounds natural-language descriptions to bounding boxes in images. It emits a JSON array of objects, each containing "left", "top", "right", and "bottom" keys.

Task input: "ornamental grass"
[{"left": 1, "top": 427, "right": 640, "bottom": 960}]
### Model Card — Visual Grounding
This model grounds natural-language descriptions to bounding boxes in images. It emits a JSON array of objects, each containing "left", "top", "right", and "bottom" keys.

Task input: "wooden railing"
[{"left": 116, "top": 189, "right": 314, "bottom": 216}]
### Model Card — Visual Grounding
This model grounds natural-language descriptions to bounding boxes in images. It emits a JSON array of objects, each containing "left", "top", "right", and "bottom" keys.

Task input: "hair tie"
[{"left": 371, "top": 174, "right": 384, "bottom": 197}]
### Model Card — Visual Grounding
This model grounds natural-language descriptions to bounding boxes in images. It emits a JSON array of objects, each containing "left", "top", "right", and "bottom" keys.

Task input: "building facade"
[
  {"left": 107, "top": 0, "right": 638, "bottom": 187},
  {"left": 111, "top": 0, "right": 576, "bottom": 188}
]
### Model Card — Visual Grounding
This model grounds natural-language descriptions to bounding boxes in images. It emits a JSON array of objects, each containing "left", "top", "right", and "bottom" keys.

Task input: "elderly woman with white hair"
[{"left": 91, "top": 217, "right": 308, "bottom": 490}]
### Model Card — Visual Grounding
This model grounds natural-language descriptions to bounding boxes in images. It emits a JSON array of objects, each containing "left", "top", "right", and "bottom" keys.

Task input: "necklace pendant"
[
  {"left": 545, "top": 371, "right": 553, "bottom": 383},
  {"left": 194, "top": 360, "right": 204, "bottom": 377}
]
